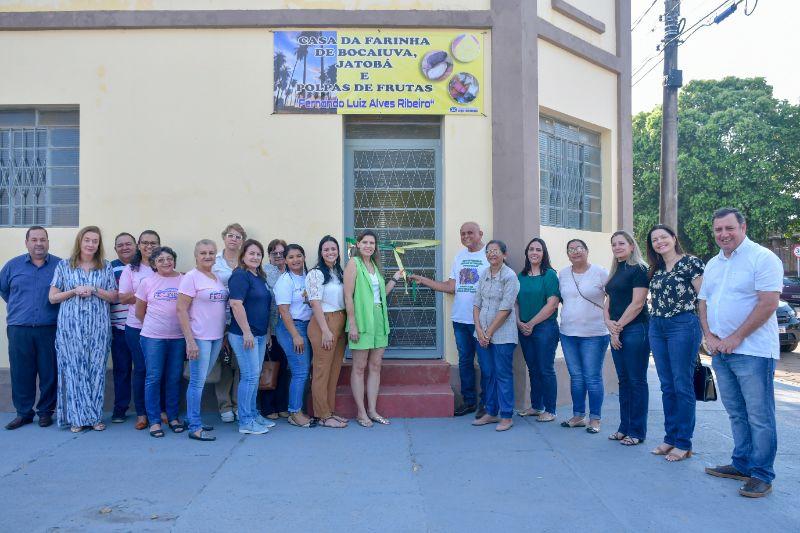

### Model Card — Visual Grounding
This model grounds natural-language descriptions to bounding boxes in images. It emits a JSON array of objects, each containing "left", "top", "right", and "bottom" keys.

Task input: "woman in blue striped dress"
[{"left": 49, "top": 226, "right": 118, "bottom": 432}]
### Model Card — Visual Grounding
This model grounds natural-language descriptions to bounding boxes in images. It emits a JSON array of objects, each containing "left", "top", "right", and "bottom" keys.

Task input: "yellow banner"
[{"left": 273, "top": 29, "right": 485, "bottom": 115}]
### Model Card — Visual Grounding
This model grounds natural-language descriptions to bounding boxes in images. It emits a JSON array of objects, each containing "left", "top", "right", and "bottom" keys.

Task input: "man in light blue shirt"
[{"left": 698, "top": 208, "right": 783, "bottom": 498}]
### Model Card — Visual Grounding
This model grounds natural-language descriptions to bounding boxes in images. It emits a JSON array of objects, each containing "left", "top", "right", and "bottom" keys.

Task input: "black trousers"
[
  {"left": 7, "top": 325, "right": 58, "bottom": 419},
  {"left": 258, "top": 335, "right": 290, "bottom": 416}
]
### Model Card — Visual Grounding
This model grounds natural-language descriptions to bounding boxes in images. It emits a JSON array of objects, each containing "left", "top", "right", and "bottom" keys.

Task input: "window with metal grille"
[
  {"left": 345, "top": 116, "right": 443, "bottom": 357},
  {"left": 0, "top": 108, "right": 79, "bottom": 227},
  {"left": 539, "top": 116, "right": 602, "bottom": 231}
]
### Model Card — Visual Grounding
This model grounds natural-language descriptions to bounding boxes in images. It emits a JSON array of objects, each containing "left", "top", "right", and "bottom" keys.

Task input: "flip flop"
[
  {"left": 621, "top": 436, "right": 644, "bottom": 446},
  {"left": 288, "top": 414, "right": 313, "bottom": 428},
  {"left": 356, "top": 417, "right": 373, "bottom": 428},
  {"left": 665, "top": 449, "right": 693, "bottom": 462},
  {"left": 586, "top": 425, "right": 600, "bottom": 434},
  {"left": 188, "top": 430, "right": 216, "bottom": 441},
  {"left": 149, "top": 428, "right": 165, "bottom": 438},
  {"left": 560, "top": 418, "right": 586, "bottom": 428},
  {"left": 651, "top": 444, "right": 674, "bottom": 456},
  {"left": 608, "top": 432, "right": 626, "bottom": 441},
  {"left": 169, "top": 421, "right": 186, "bottom": 433},
  {"left": 368, "top": 414, "right": 390, "bottom": 425}
]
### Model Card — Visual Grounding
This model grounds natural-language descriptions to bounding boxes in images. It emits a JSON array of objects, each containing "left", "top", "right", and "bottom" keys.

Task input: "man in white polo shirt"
[
  {"left": 410, "top": 222, "right": 489, "bottom": 417},
  {"left": 698, "top": 207, "right": 783, "bottom": 498}
]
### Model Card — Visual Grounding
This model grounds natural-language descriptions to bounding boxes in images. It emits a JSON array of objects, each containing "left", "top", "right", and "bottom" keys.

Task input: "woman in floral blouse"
[{"left": 646, "top": 224, "right": 704, "bottom": 462}]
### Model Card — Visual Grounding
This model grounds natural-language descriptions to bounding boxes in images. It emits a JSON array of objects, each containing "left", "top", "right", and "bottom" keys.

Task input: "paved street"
[{"left": 1, "top": 363, "right": 799, "bottom": 533}]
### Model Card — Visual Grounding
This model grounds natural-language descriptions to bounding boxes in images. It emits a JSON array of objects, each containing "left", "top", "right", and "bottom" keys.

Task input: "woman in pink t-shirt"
[
  {"left": 135, "top": 246, "right": 185, "bottom": 438},
  {"left": 177, "top": 240, "right": 229, "bottom": 442},
  {"left": 118, "top": 230, "right": 160, "bottom": 430}
]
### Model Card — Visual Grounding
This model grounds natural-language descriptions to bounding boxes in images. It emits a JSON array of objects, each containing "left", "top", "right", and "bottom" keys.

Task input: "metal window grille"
[
  {"left": 345, "top": 117, "right": 442, "bottom": 356},
  {"left": 539, "top": 116, "right": 602, "bottom": 231},
  {"left": 0, "top": 109, "right": 79, "bottom": 227}
]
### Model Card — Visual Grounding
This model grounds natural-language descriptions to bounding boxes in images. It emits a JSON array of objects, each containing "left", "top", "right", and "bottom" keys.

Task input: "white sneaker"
[
  {"left": 238, "top": 422, "right": 269, "bottom": 435},
  {"left": 220, "top": 411, "right": 235, "bottom": 423},
  {"left": 256, "top": 415, "right": 276, "bottom": 428}
]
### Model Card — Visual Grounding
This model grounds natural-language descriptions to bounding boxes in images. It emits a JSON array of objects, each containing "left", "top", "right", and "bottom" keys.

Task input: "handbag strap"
[{"left": 570, "top": 267, "right": 604, "bottom": 310}]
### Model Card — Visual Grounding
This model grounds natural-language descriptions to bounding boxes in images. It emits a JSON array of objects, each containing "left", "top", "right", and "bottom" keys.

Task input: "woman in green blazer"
[{"left": 344, "top": 230, "right": 404, "bottom": 428}]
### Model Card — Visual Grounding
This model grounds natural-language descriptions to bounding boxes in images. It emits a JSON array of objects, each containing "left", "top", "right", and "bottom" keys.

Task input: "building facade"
[{"left": 0, "top": 0, "right": 632, "bottom": 407}]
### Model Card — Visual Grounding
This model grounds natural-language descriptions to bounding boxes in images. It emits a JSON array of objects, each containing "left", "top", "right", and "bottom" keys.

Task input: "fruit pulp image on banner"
[{"left": 272, "top": 29, "right": 485, "bottom": 115}]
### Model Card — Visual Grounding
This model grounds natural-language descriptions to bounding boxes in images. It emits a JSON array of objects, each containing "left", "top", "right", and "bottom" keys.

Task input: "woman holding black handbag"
[
  {"left": 558, "top": 239, "right": 610, "bottom": 435},
  {"left": 646, "top": 224, "right": 704, "bottom": 462}
]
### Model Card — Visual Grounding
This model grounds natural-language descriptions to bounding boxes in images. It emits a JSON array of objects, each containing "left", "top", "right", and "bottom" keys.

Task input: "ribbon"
[{"left": 345, "top": 237, "right": 441, "bottom": 300}]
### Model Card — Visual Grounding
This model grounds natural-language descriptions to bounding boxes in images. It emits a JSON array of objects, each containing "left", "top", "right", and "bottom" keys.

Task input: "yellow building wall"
[
  {"left": 0, "top": 0, "right": 490, "bottom": 12},
  {"left": 0, "top": 28, "right": 492, "bottom": 367},
  {"left": 537, "top": 0, "right": 617, "bottom": 56}
]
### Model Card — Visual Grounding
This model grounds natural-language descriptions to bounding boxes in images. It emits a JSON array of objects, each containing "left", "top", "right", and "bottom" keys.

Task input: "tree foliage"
[{"left": 633, "top": 77, "right": 800, "bottom": 260}]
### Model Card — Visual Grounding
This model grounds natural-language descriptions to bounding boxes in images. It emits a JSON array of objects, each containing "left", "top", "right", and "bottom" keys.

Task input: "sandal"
[
  {"left": 536, "top": 412, "right": 556, "bottom": 423},
  {"left": 92, "top": 422, "right": 106, "bottom": 432},
  {"left": 651, "top": 443, "right": 674, "bottom": 456},
  {"left": 665, "top": 448, "right": 693, "bottom": 462},
  {"left": 70, "top": 425, "right": 85, "bottom": 433},
  {"left": 368, "top": 413, "right": 390, "bottom": 425},
  {"left": 189, "top": 430, "right": 216, "bottom": 442},
  {"left": 586, "top": 425, "right": 600, "bottom": 434},
  {"left": 608, "top": 432, "right": 626, "bottom": 441},
  {"left": 319, "top": 416, "right": 347, "bottom": 428},
  {"left": 356, "top": 417, "right": 373, "bottom": 428},
  {"left": 621, "top": 436, "right": 644, "bottom": 446},
  {"left": 332, "top": 414, "right": 349, "bottom": 424},
  {"left": 288, "top": 414, "right": 313, "bottom": 428},
  {"left": 169, "top": 420, "right": 186, "bottom": 433},
  {"left": 149, "top": 428, "right": 165, "bottom": 438},
  {"left": 560, "top": 417, "right": 586, "bottom": 428},
  {"left": 517, "top": 408, "right": 543, "bottom": 417}
]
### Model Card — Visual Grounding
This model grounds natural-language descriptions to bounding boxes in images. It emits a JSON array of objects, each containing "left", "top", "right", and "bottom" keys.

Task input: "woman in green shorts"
[{"left": 344, "top": 230, "right": 404, "bottom": 428}]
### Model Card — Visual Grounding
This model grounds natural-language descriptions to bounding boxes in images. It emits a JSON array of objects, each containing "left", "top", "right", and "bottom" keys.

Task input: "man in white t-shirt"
[
  {"left": 698, "top": 208, "right": 783, "bottom": 499},
  {"left": 410, "top": 222, "right": 489, "bottom": 417}
]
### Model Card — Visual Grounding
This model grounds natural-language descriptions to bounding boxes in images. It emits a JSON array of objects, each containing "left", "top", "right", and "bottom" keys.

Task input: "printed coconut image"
[
  {"left": 448, "top": 72, "right": 479, "bottom": 104},
  {"left": 451, "top": 34, "right": 481, "bottom": 63},
  {"left": 420, "top": 50, "right": 454, "bottom": 81}
]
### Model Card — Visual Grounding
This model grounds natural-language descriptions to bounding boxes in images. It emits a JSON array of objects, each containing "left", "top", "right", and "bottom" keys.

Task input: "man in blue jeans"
[
  {"left": 698, "top": 207, "right": 784, "bottom": 498},
  {"left": 411, "top": 222, "right": 489, "bottom": 417},
  {"left": 0, "top": 226, "right": 61, "bottom": 430}
]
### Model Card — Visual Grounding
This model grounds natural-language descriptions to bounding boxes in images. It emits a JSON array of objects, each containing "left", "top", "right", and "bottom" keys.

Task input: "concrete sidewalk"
[{"left": 1, "top": 366, "right": 799, "bottom": 533}]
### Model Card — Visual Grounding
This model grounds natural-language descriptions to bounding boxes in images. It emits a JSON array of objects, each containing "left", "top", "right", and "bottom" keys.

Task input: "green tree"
[{"left": 633, "top": 77, "right": 800, "bottom": 260}]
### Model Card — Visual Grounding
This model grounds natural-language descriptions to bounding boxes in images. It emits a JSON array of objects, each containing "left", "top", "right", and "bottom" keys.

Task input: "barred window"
[
  {"left": 539, "top": 116, "right": 602, "bottom": 231},
  {"left": 0, "top": 108, "right": 79, "bottom": 227}
]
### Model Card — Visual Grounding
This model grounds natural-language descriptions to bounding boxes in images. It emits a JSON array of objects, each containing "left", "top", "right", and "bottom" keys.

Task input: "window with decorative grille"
[
  {"left": 539, "top": 116, "right": 602, "bottom": 232},
  {"left": 344, "top": 116, "right": 443, "bottom": 357},
  {"left": 0, "top": 109, "right": 79, "bottom": 227}
]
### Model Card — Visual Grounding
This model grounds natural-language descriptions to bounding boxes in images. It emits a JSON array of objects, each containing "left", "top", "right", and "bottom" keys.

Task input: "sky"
[{"left": 631, "top": 0, "right": 800, "bottom": 114}]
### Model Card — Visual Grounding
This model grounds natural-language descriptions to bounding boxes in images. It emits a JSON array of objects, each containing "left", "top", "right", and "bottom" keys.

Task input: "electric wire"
[{"left": 631, "top": 0, "right": 659, "bottom": 31}]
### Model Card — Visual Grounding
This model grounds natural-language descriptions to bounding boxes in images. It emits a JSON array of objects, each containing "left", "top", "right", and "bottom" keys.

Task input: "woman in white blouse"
[
  {"left": 558, "top": 239, "right": 610, "bottom": 434},
  {"left": 307, "top": 236, "right": 348, "bottom": 428}
]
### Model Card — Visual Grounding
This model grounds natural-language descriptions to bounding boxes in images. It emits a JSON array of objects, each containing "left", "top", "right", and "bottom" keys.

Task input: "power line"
[
  {"left": 631, "top": 0, "right": 658, "bottom": 31},
  {"left": 631, "top": 0, "right": 742, "bottom": 86}
]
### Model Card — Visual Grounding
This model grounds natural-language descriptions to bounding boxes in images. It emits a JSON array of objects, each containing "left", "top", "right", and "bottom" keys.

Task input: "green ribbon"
[{"left": 345, "top": 237, "right": 441, "bottom": 300}]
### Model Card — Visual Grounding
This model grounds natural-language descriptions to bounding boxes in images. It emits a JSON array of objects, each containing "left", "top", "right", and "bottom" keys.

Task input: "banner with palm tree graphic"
[{"left": 273, "top": 30, "right": 484, "bottom": 115}]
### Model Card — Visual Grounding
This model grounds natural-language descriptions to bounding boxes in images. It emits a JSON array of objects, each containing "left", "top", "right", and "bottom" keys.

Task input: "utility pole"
[{"left": 659, "top": 0, "right": 682, "bottom": 228}]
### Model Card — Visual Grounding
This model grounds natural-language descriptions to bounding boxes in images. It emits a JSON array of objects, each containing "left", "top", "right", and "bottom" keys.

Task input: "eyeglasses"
[
  {"left": 225, "top": 233, "right": 243, "bottom": 241},
  {"left": 567, "top": 246, "right": 586, "bottom": 254},
  {"left": 155, "top": 257, "right": 174, "bottom": 264},
  {"left": 139, "top": 240, "right": 159, "bottom": 247},
  {"left": 269, "top": 251, "right": 284, "bottom": 258},
  {"left": 486, "top": 249, "right": 502, "bottom": 256}
]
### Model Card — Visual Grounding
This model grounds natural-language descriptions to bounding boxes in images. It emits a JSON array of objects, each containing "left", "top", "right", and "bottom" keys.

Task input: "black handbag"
[{"left": 693, "top": 356, "right": 717, "bottom": 402}]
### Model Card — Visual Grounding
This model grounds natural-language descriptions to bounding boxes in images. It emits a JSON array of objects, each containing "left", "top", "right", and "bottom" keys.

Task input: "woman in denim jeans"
[
  {"left": 646, "top": 224, "right": 704, "bottom": 462},
  {"left": 274, "top": 244, "right": 316, "bottom": 428},
  {"left": 605, "top": 231, "right": 650, "bottom": 446},
  {"left": 515, "top": 238, "right": 560, "bottom": 423},
  {"left": 558, "top": 239, "right": 610, "bottom": 434},
  {"left": 228, "top": 240, "right": 274, "bottom": 435},
  {"left": 134, "top": 246, "right": 186, "bottom": 438},
  {"left": 177, "top": 240, "right": 229, "bottom": 442},
  {"left": 472, "top": 240, "right": 520, "bottom": 432}
]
